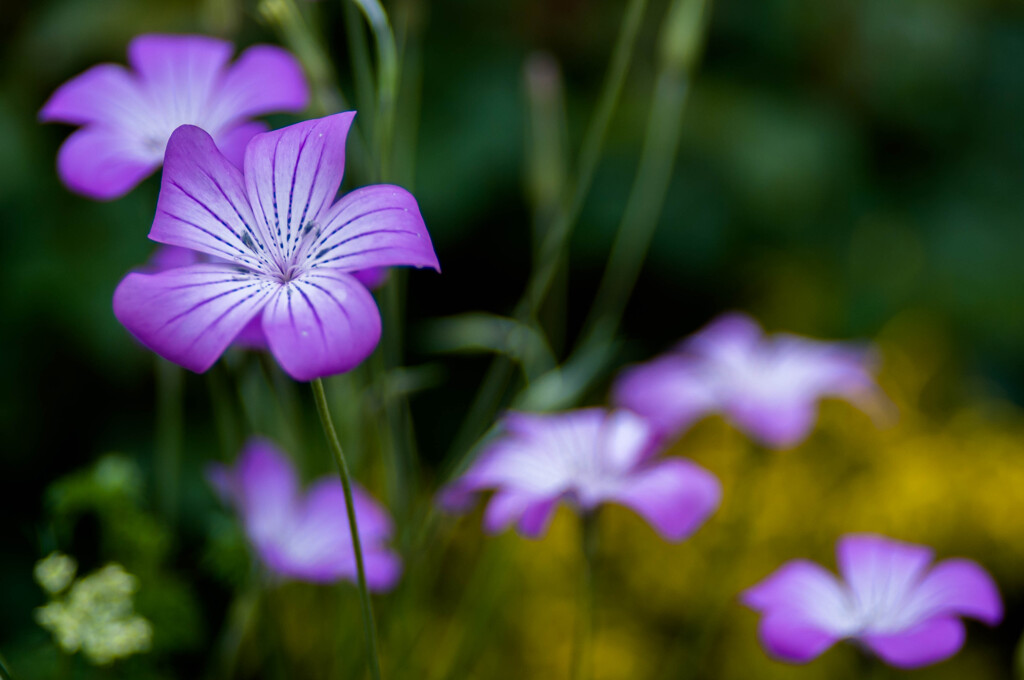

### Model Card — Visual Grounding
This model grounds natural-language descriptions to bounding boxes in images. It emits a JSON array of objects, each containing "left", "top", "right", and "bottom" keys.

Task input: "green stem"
[
  {"left": 344, "top": 0, "right": 378, "bottom": 129},
  {"left": 352, "top": 0, "right": 401, "bottom": 181},
  {"left": 155, "top": 358, "right": 183, "bottom": 525},
  {"left": 570, "top": 512, "right": 599, "bottom": 680},
  {"left": 441, "top": 0, "right": 647, "bottom": 477},
  {"left": 520, "top": 0, "right": 649, "bottom": 320},
  {"left": 310, "top": 378, "right": 383, "bottom": 680},
  {"left": 518, "top": 0, "right": 712, "bottom": 412}
]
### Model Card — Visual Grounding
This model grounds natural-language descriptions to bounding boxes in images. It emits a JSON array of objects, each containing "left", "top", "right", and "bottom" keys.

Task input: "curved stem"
[
  {"left": 353, "top": 0, "right": 400, "bottom": 181},
  {"left": 310, "top": 378, "right": 383, "bottom": 680}
]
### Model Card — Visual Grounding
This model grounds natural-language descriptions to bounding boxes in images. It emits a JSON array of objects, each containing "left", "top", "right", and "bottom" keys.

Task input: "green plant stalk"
[
  {"left": 570, "top": 512, "right": 599, "bottom": 680},
  {"left": 520, "top": 0, "right": 649, "bottom": 320},
  {"left": 263, "top": 0, "right": 372, "bottom": 177},
  {"left": 344, "top": 0, "right": 378, "bottom": 133},
  {"left": 270, "top": 0, "right": 348, "bottom": 115},
  {"left": 155, "top": 357, "right": 183, "bottom": 525},
  {"left": 441, "top": 0, "right": 649, "bottom": 478},
  {"left": 353, "top": 0, "right": 400, "bottom": 181},
  {"left": 310, "top": 378, "right": 383, "bottom": 680},
  {"left": 519, "top": 0, "right": 711, "bottom": 412}
]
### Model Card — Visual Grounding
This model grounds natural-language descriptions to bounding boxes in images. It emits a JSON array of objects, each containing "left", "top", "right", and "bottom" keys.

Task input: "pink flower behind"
[
  {"left": 208, "top": 439, "right": 401, "bottom": 590},
  {"left": 41, "top": 34, "right": 309, "bottom": 200},
  {"left": 440, "top": 409, "right": 721, "bottom": 541},
  {"left": 742, "top": 534, "right": 1002, "bottom": 668},
  {"left": 613, "top": 313, "right": 887, "bottom": 449},
  {"left": 112, "top": 112, "right": 439, "bottom": 380}
]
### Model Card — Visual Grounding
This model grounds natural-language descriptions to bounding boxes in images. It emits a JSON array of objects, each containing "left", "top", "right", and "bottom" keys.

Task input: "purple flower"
[
  {"left": 742, "top": 534, "right": 1002, "bottom": 668},
  {"left": 208, "top": 439, "right": 401, "bottom": 589},
  {"left": 40, "top": 34, "right": 309, "bottom": 200},
  {"left": 113, "top": 112, "right": 439, "bottom": 381},
  {"left": 613, "top": 313, "right": 885, "bottom": 449},
  {"left": 440, "top": 409, "right": 721, "bottom": 541},
  {"left": 143, "top": 247, "right": 391, "bottom": 351}
]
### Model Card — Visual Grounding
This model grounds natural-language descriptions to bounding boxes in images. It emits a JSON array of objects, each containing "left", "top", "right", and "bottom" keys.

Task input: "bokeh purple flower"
[
  {"left": 440, "top": 409, "right": 721, "bottom": 541},
  {"left": 208, "top": 438, "right": 401, "bottom": 590},
  {"left": 613, "top": 312, "right": 886, "bottom": 449},
  {"left": 40, "top": 34, "right": 309, "bottom": 200},
  {"left": 742, "top": 533, "right": 1001, "bottom": 668},
  {"left": 113, "top": 112, "right": 439, "bottom": 380}
]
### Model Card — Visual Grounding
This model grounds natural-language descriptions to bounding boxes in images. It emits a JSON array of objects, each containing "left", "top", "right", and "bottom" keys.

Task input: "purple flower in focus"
[
  {"left": 613, "top": 313, "right": 885, "bottom": 449},
  {"left": 144, "top": 247, "right": 391, "bottom": 351},
  {"left": 208, "top": 439, "right": 401, "bottom": 589},
  {"left": 40, "top": 34, "right": 309, "bottom": 200},
  {"left": 440, "top": 409, "right": 721, "bottom": 540},
  {"left": 742, "top": 534, "right": 1002, "bottom": 668},
  {"left": 113, "top": 112, "right": 439, "bottom": 381}
]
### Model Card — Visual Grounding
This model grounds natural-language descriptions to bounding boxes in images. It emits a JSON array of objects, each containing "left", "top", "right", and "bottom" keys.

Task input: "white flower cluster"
[{"left": 34, "top": 557, "right": 153, "bottom": 665}]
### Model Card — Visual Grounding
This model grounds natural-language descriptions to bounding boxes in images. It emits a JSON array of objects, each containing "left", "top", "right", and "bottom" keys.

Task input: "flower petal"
[
  {"left": 208, "top": 439, "right": 298, "bottom": 546},
  {"left": 361, "top": 548, "right": 403, "bottom": 592},
  {"left": 612, "top": 355, "right": 716, "bottom": 440},
  {"left": 128, "top": 34, "right": 231, "bottom": 118},
  {"left": 113, "top": 263, "right": 276, "bottom": 373},
  {"left": 906, "top": 558, "right": 1002, "bottom": 626},
  {"left": 151, "top": 125, "right": 272, "bottom": 273},
  {"left": 599, "top": 409, "right": 659, "bottom": 471},
  {"left": 244, "top": 112, "right": 356, "bottom": 263},
  {"left": 756, "top": 610, "right": 840, "bottom": 664},
  {"left": 608, "top": 459, "right": 721, "bottom": 541},
  {"left": 308, "top": 185, "right": 440, "bottom": 272},
  {"left": 726, "top": 397, "right": 817, "bottom": 449},
  {"left": 483, "top": 489, "right": 538, "bottom": 534},
  {"left": 837, "top": 534, "right": 934, "bottom": 618},
  {"left": 352, "top": 267, "right": 390, "bottom": 290},
  {"left": 742, "top": 560, "right": 855, "bottom": 634},
  {"left": 261, "top": 269, "right": 381, "bottom": 381},
  {"left": 215, "top": 120, "right": 269, "bottom": 169},
  {"left": 861, "top": 617, "right": 966, "bottom": 669},
  {"left": 40, "top": 64, "right": 145, "bottom": 127},
  {"left": 208, "top": 45, "right": 309, "bottom": 123},
  {"left": 297, "top": 479, "right": 394, "bottom": 544},
  {"left": 517, "top": 497, "right": 560, "bottom": 538},
  {"left": 54, "top": 127, "right": 158, "bottom": 200}
]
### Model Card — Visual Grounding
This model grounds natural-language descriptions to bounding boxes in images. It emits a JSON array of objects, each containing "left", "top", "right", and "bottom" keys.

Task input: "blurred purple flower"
[
  {"left": 40, "top": 34, "right": 309, "bottom": 200},
  {"left": 113, "top": 112, "right": 439, "bottom": 380},
  {"left": 613, "top": 313, "right": 886, "bottom": 449},
  {"left": 208, "top": 438, "right": 401, "bottom": 589},
  {"left": 742, "top": 534, "right": 1001, "bottom": 668},
  {"left": 440, "top": 409, "right": 721, "bottom": 540}
]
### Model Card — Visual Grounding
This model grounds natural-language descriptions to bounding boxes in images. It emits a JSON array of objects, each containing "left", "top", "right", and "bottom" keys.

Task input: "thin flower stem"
[
  {"left": 570, "top": 512, "right": 599, "bottom": 680},
  {"left": 310, "top": 378, "right": 383, "bottom": 680}
]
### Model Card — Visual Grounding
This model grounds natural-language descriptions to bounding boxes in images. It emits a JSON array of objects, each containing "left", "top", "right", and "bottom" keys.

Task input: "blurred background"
[{"left": 2, "top": 0, "right": 1024, "bottom": 677}]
